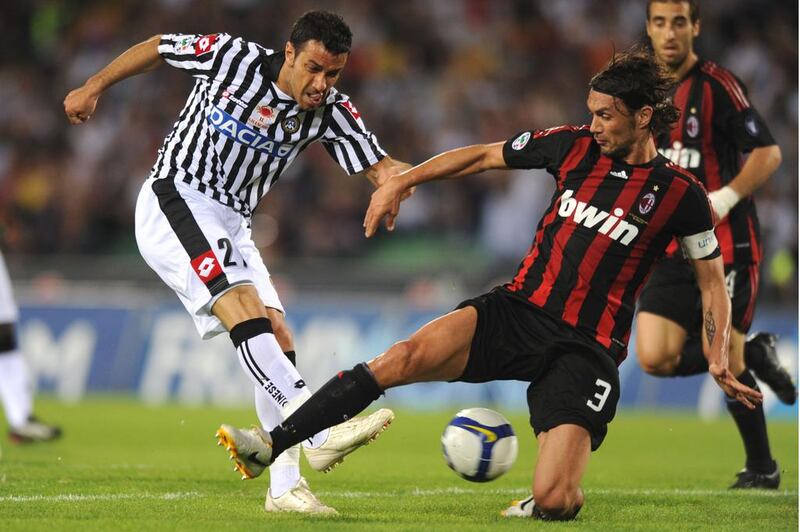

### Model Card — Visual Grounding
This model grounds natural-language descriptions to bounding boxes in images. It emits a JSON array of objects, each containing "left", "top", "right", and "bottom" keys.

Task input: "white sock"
[
  {"left": 233, "top": 321, "right": 329, "bottom": 448},
  {"left": 234, "top": 326, "right": 309, "bottom": 410},
  {"left": 255, "top": 384, "right": 300, "bottom": 498},
  {"left": 0, "top": 350, "right": 33, "bottom": 428},
  {"left": 268, "top": 447, "right": 301, "bottom": 498}
]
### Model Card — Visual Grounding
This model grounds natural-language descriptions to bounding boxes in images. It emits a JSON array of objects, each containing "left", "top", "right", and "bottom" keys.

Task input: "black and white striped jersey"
[{"left": 149, "top": 33, "right": 386, "bottom": 216}]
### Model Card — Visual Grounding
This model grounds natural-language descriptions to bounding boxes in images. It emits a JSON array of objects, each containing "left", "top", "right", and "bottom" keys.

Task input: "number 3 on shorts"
[{"left": 586, "top": 378, "right": 611, "bottom": 412}]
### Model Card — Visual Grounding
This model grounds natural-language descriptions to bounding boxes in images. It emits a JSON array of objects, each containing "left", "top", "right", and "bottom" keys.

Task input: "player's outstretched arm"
[
  {"left": 692, "top": 256, "right": 762, "bottom": 408},
  {"left": 64, "top": 34, "right": 163, "bottom": 125},
  {"left": 363, "top": 142, "right": 506, "bottom": 237}
]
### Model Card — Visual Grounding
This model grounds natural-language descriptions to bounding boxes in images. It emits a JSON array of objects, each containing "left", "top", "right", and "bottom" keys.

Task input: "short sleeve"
[
  {"left": 711, "top": 74, "right": 775, "bottom": 153},
  {"left": 321, "top": 96, "right": 386, "bottom": 175},
  {"left": 672, "top": 178, "right": 720, "bottom": 260},
  {"left": 158, "top": 33, "right": 234, "bottom": 80},
  {"left": 502, "top": 126, "right": 584, "bottom": 171}
]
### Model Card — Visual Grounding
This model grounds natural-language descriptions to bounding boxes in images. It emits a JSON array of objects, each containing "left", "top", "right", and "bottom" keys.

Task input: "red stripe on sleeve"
[
  {"left": 701, "top": 63, "right": 749, "bottom": 111},
  {"left": 561, "top": 168, "right": 651, "bottom": 326},
  {"left": 594, "top": 178, "right": 690, "bottom": 348}
]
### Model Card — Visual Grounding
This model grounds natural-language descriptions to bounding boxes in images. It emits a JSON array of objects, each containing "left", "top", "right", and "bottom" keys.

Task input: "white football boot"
[
  {"left": 501, "top": 495, "right": 536, "bottom": 517},
  {"left": 215, "top": 424, "right": 272, "bottom": 479},
  {"left": 8, "top": 416, "right": 62, "bottom": 444},
  {"left": 265, "top": 477, "right": 338, "bottom": 515},
  {"left": 304, "top": 408, "right": 395, "bottom": 472}
]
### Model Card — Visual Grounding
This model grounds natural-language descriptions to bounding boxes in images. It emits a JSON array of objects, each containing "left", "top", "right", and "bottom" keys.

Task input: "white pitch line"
[
  {"left": 317, "top": 486, "right": 797, "bottom": 499},
  {"left": 0, "top": 491, "right": 201, "bottom": 503},
  {"left": 1, "top": 487, "right": 795, "bottom": 504}
]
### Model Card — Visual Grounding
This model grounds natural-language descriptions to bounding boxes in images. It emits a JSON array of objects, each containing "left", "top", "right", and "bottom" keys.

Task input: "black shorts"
[
  {"left": 637, "top": 256, "right": 760, "bottom": 334},
  {"left": 455, "top": 288, "right": 620, "bottom": 451}
]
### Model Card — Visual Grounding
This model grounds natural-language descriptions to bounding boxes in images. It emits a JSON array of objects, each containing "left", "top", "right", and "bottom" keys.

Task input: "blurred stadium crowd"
[{"left": 0, "top": 0, "right": 796, "bottom": 301}]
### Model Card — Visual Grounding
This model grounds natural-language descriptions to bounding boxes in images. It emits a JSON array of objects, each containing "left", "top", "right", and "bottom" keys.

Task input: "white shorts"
[
  {"left": 0, "top": 251, "right": 19, "bottom": 323},
  {"left": 135, "top": 178, "right": 284, "bottom": 339}
]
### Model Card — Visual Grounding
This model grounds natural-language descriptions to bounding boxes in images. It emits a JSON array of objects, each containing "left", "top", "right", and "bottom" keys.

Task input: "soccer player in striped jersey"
[
  {"left": 636, "top": 0, "right": 794, "bottom": 490},
  {"left": 223, "top": 50, "right": 763, "bottom": 520},
  {"left": 0, "top": 251, "right": 61, "bottom": 444},
  {"left": 64, "top": 11, "right": 405, "bottom": 514}
]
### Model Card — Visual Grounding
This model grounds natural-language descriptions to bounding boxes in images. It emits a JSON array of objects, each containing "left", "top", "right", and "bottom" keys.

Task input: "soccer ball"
[{"left": 441, "top": 407, "right": 518, "bottom": 482}]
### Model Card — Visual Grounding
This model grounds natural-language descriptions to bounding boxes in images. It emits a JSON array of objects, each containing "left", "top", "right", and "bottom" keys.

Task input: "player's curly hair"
[
  {"left": 589, "top": 48, "right": 680, "bottom": 138},
  {"left": 290, "top": 11, "right": 352, "bottom": 54}
]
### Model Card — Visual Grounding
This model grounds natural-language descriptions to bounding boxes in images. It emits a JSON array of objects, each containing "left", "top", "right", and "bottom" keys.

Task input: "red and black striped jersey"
[
  {"left": 658, "top": 59, "right": 775, "bottom": 265},
  {"left": 501, "top": 126, "right": 719, "bottom": 364}
]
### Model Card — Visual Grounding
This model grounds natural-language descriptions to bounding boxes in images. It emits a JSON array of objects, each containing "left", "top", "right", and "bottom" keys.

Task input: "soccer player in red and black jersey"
[
  {"left": 636, "top": 0, "right": 794, "bottom": 490},
  {"left": 219, "top": 50, "right": 762, "bottom": 520}
]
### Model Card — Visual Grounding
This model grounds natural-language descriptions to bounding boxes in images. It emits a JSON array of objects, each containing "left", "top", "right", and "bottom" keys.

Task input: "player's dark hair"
[
  {"left": 646, "top": 0, "right": 700, "bottom": 23},
  {"left": 289, "top": 10, "right": 352, "bottom": 54},
  {"left": 589, "top": 48, "right": 680, "bottom": 138}
]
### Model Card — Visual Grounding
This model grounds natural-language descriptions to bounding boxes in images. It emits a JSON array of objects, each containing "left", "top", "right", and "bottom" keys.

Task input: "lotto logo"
[
  {"left": 194, "top": 34, "right": 218, "bottom": 56},
  {"left": 191, "top": 251, "right": 223, "bottom": 281}
]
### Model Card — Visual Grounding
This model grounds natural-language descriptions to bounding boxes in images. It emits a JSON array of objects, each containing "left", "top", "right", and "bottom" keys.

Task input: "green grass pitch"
[{"left": 0, "top": 397, "right": 796, "bottom": 530}]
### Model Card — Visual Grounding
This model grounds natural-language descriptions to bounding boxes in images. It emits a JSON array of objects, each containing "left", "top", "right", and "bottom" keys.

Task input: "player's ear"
[
  {"left": 692, "top": 19, "right": 701, "bottom": 38},
  {"left": 284, "top": 41, "right": 295, "bottom": 65},
  {"left": 637, "top": 106, "right": 654, "bottom": 130}
]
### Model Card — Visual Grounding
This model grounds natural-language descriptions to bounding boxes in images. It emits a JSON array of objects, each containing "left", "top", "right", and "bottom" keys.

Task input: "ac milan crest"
[
  {"left": 638, "top": 192, "right": 656, "bottom": 215},
  {"left": 685, "top": 115, "right": 699, "bottom": 138}
]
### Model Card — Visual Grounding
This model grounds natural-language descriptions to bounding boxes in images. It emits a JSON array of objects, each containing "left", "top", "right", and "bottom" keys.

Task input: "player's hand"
[
  {"left": 709, "top": 362, "right": 763, "bottom": 409},
  {"left": 64, "top": 84, "right": 100, "bottom": 125},
  {"left": 364, "top": 176, "right": 407, "bottom": 237},
  {"left": 708, "top": 186, "right": 740, "bottom": 222}
]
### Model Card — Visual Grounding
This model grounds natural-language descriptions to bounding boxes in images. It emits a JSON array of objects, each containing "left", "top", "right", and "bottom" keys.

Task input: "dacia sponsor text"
[{"left": 208, "top": 106, "right": 293, "bottom": 158}]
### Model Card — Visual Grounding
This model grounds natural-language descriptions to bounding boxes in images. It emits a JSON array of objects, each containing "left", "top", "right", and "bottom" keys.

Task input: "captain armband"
[{"left": 679, "top": 229, "right": 719, "bottom": 259}]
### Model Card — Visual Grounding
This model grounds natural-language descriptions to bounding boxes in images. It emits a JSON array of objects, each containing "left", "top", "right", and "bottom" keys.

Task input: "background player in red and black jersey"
[
  {"left": 218, "top": 51, "right": 762, "bottom": 521},
  {"left": 636, "top": 0, "right": 795, "bottom": 490}
]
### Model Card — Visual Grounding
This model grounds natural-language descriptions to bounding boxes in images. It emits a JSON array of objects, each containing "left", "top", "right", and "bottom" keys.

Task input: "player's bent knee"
[
  {"left": 636, "top": 349, "right": 679, "bottom": 376},
  {"left": 533, "top": 485, "right": 583, "bottom": 520}
]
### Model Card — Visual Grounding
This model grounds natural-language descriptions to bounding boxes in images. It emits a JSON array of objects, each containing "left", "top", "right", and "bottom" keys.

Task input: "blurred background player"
[
  {"left": 636, "top": 0, "right": 795, "bottom": 489},
  {"left": 63, "top": 11, "right": 401, "bottom": 513},
  {"left": 0, "top": 250, "right": 61, "bottom": 444}
]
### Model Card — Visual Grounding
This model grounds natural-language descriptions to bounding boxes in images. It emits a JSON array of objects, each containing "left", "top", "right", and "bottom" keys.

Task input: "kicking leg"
[
  {"left": 268, "top": 306, "right": 478, "bottom": 460},
  {"left": 214, "top": 287, "right": 318, "bottom": 479}
]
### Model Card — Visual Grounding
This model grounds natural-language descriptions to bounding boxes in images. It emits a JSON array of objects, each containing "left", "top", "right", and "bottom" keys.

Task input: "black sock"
[
  {"left": 725, "top": 370, "right": 774, "bottom": 473},
  {"left": 270, "top": 363, "right": 383, "bottom": 458},
  {"left": 284, "top": 350, "right": 296, "bottom": 366},
  {"left": 673, "top": 335, "right": 708, "bottom": 376}
]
